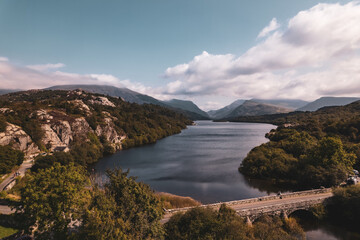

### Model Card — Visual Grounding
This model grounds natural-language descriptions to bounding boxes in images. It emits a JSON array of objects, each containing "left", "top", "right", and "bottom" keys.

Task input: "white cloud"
[
  {"left": 27, "top": 63, "right": 65, "bottom": 71},
  {"left": 0, "top": 57, "right": 8, "bottom": 62},
  {"left": 0, "top": 60, "right": 154, "bottom": 96},
  {"left": 162, "top": 2, "right": 360, "bottom": 101},
  {"left": 257, "top": 18, "right": 280, "bottom": 38}
]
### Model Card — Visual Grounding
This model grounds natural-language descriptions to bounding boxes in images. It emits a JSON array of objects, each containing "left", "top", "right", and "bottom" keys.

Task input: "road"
[
  {"left": 161, "top": 191, "right": 333, "bottom": 224},
  {"left": 0, "top": 159, "right": 34, "bottom": 215},
  {"left": 0, "top": 159, "right": 33, "bottom": 191}
]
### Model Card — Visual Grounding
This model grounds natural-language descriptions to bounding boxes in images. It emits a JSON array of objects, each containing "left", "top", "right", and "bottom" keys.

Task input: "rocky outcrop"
[
  {"left": 70, "top": 117, "right": 93, "bottom": 139},
  {"left": 41, "top": 124, "right": 67, "bottom": 151},
  {"left": 69, "top": 100, "right": 92, "bottom": 116},
  {"left": 89, "top": 96, "right": 116, "bottom": 107},
  {"left": 0, "top": 123, "right": 39, "bottom": 156},
  {"left": 37, "top": 109, "right": 125, "bottom": 151},
  {"left": 41, "top": 116, "right": 94, "bottom": 151},
  {"left": 0, "top": 108, "right": 13, "bottom": 114},
  {"left": 52, "top": 121, "right": 73, "bottom": 145},
  {"left": 1, "top": 105, "right": 127, "bottom": 154},
  {"left": 95, "top": 117, "right": 126, "bottom": 150}
]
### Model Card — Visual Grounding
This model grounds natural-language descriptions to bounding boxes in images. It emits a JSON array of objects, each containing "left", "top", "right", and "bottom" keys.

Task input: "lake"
[{"left": 96, "top": 120, "right": 275, "bottom": 203}]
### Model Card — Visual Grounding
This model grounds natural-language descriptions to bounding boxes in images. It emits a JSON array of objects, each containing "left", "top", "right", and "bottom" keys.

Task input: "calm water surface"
[{"left": 96, "top": 121, "right": 275, "bottom": 203}]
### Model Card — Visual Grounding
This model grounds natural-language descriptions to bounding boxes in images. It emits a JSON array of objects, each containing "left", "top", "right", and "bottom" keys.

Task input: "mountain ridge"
[
  {"left": 207, "top": 99, "right": 246, "bottom": 119},
  {"left": 297, "top": 97, "right": 360, "bottom": 111},
  {"left": 47, "top": 85, "right": 209, "bottom": 120},
  {"left": 164, "top": 99, "right": 209, "bottom": 119},
  {"left": 224, "top": 100, "right": 292, "bottom": 119}
]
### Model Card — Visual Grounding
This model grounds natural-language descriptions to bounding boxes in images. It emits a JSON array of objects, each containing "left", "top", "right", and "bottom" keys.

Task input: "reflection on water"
[
  {"left": 305, "top": 224, "right": 360, "bottom": 240},
  {"left": 291, "top": 210, "right": 360, "bottom": 240},
  {"left": 96, "top": 121, "right": 275, "bottom": 203},
  {"left": 243, "top": 177, "right": 297, "bottom": 194}
]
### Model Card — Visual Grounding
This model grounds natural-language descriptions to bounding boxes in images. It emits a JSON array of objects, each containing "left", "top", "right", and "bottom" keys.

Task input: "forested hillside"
[
  {"left": 238, "top": 101, "right": 360, "bottom": 188},
  {"left": 0, "top": 89, "right": 191, "bottom": 172}
]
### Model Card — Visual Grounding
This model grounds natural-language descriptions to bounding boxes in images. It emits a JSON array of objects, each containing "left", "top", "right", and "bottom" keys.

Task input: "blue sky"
[{"left": 0, "top": 0, "right": 358, "bottom": 110}]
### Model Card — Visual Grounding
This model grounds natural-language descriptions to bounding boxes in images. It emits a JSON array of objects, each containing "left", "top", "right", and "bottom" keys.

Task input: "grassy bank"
[
  {"left": 156, "top": 192, "right": 201, "bottom": 209},
  {"left": 0, "top": 225, "right": 18, "bottom": 239}
]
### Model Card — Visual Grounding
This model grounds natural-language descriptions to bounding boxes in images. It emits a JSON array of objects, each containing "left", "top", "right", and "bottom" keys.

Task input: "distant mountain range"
[
  {"left": 296, "top": 97, "right": 360, "bottom": 112},
  {"left": 2, "top": 85, "right": 359, "bottom": 120}
]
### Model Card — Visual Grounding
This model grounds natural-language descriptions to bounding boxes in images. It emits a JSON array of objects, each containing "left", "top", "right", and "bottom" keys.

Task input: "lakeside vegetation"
[
  {"left": 326, "top": 184, "right": 360, "bottom": 229},
  {"left": 237, "top": 101, "right": 360, "bottom": 188},
  {"left": 294, "top": 185, "right": 360, "bottom": 237},
  {"left": 156, "top": 192, "right": 201, "bottom": 209}
]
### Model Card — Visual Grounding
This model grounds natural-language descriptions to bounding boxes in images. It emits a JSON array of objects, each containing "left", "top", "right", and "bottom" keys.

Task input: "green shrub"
[
  {"left": 0, "top": 145, "right": 24, "bottom": 174},
  {"left": 0, "top": 116, "right": 7, "bottom": 132}
]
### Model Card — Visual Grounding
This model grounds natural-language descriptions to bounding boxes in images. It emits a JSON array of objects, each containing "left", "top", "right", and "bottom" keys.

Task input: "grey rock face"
[
  {"left": 95, "top": 116, "right": 126, "bottom": 150},
  {"left": 0, "top": 123, "right": 39, "bottom": 156}
]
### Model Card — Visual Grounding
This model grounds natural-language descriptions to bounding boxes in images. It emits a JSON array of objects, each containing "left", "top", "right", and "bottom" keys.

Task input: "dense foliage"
[
  {"left": 165, "top": 204, "right": 304, "bottom": 240},
  {"left": 16, "top": 163, "right": 90, "bottom": 239},
  {"left": 326, "top": 185, "right": 360, "bottom": 228},
  {"left": 79, "top": 169, "right": 164, "bottom": 240},
  {"left": 238, "top": 101, "right": 360, "bottom": 188},
  {"left": 0, "top": 115, "right": 7, "bottom": 132},
  {"left": 16, "top": 165, "right": 165, "bottom": 240},
  {"left": 0, "top": 145, "right": 24, "bottom": 174}
]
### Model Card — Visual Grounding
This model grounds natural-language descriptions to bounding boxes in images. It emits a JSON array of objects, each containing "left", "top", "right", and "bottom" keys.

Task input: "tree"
[
  {"left": 31, "top": 152, "right": 74, "bottom": 172},
  {"left": 79, "top": 168, "right": 164, "bottom": 240},
  {"left": 78, "top": 188, "right": 129, "bottom": 240},
  {"left": 252, "top": 215, "right": 304, "bottom": 240},
  {"left": 0, "top": 145, "right": 24, "bottom": 174},
  {"left": 312, "top": 137, "right": 356, "bottom": 169},
  {"left": 16, "top": 163, "right": 90, "bottom": 239},
  {"left": 327, "top": 185, "right": 360, "bottom": 227},
  {"left": 165, "top": 207, "right": 226, "bottom": 240},
  {"left": 0, "top": 116, "right": 7, "bottom": 132}
]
